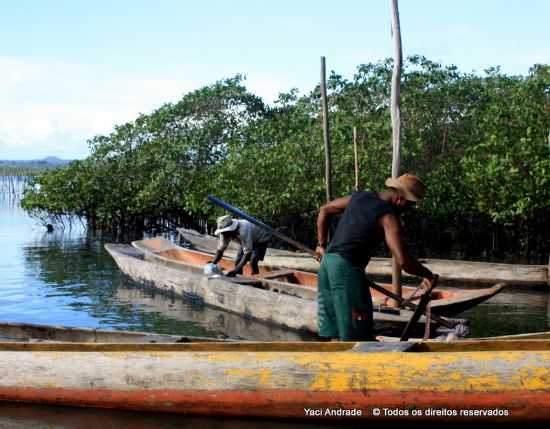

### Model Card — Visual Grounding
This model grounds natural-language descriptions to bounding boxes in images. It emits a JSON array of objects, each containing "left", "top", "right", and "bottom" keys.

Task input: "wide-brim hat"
[
  {"left": 385, "top": 173, "right": 426, "bottom": 202},
  {"left": 214, "top": 215, "right": 238, "bottom": 235}
]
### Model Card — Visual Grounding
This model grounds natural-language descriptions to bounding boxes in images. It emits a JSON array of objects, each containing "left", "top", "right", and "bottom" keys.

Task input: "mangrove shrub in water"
[{"left": 21, "top": 58, "right": 550, "bottom": 262}]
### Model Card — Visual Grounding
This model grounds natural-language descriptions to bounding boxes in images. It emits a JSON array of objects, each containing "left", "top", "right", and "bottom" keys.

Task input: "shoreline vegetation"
[{"left": 15, "top": 56, "right": 550, "bottom": 264}]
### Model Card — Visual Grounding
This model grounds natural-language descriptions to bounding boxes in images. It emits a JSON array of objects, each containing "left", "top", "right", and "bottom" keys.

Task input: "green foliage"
[
  {"left": 21, "top": 61, "right": 550, "bottom": 260},
  {"left": 461, "top": 65, "right": 550, "bottom": 223}
]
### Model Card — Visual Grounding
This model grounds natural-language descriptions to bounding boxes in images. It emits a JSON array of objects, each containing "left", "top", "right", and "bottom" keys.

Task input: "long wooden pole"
[
  {"left": 390, "top": 0, "right": 403, "bottom": 307},
  {"left": 320, "top": 56, "right": 332, "bottom": 203},
  {"left": 390, "top": 0, "right": 402, "bottom": 177},
  {"left": 353, "top": 126, "right": 359, "bottom": 191}
]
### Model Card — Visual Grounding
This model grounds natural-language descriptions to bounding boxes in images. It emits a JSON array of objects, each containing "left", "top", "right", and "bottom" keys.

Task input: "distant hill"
[
  {"left": 38, "top": 156, "right": 71, "bottom": 165},
  {"left": 0, "top": 157, "right": 72, "bottom": 166}
]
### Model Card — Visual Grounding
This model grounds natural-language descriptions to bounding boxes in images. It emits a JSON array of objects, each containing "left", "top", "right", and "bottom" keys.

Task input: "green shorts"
[{"left": 317, "top": 252, "right": 374, "bottom": 341}]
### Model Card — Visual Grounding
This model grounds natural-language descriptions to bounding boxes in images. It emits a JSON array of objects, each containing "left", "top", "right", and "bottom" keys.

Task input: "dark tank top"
[{"left": 326, "top": 191, "right": 395, "bottom": 268}]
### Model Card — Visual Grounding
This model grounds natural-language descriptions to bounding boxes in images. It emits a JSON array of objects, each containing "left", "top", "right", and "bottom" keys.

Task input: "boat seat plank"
[
  {"left": 221, "top": 277, "right": 263, "bottom": 286},
  {"left": 352, "top": 342, "right": 418, "bottom": 353},
  {"left": 254, "top": 270, "right": 295, "bottom": 280}
]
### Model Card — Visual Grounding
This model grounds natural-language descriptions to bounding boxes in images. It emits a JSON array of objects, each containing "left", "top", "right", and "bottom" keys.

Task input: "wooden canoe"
[
  {"left": 1, "top": 340, "right": 550, "bottom": 420},
  {"left": 106, "top": 241, "right": 470, "bottom": 337},
  {"left": 134, "top": 237, "right": 504, "bottom": 318},
  {"left": 483, "top": 331, "right": 550, "bottom": 340},
  {"left": 178, "top": 227, "right": 549, "bottom": 287},
  {"left": 0, "top": 320, "right": 227, "bottom": 343},
  {"left": 380, "top": 330, "right": 550, "bottom": 343},
  {"left": 1, "top": 319, "right": 547, "bottom": 343}
]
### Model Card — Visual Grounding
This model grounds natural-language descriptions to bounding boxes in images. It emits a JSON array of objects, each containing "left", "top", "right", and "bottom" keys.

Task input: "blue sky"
[{"left": 1, "top": 0, "right": 548, "bottom": 159}]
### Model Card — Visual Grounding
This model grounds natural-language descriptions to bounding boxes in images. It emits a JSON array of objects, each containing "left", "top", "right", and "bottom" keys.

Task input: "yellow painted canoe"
[{"left": 0, "top": 340, "right": 549, "bottom": 421}]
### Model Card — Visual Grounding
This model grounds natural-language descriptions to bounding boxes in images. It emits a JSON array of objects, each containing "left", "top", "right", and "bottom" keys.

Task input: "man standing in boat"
[
  {"left": 211, "top": 215, "right": 271, "bottom": 277},
  {"left": 315, "top": 173, "right": 438, "bottom": 341}
]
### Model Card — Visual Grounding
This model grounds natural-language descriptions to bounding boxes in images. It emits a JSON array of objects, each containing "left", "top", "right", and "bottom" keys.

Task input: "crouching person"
[{"left": 211, "top": 215, "right": 271, "bottom": 276}]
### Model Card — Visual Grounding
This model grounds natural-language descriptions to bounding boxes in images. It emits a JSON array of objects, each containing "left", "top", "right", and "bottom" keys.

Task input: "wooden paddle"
[
  {"left": 207, "top": 195, "right": 454, "bottom": 330},
  {"left": 365, "top": 276, "right": 454, "bottom": 329},
  {"left": 400, "top": 278, "right": 438, "bottom": 341}
]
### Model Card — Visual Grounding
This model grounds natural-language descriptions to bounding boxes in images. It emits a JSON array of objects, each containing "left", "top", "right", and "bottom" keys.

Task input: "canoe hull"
[
  {"left": 0, "top": 320, "right": 219, "bottom": 344},
  {"left": 105, "top": 243, "right": 318, "bottom": 333},
  {"left": 105, "top": 243, "right": 461, "bottom": 336},
  {"left": 1, "top": 342, "right": 550, "bottom": 420},
  {"left": 425, "top": 284, "right": 505, "bottom": 317},
  {"left": 4, "top": 388, "right": 549, "bottom": 420},
  {"left": 133, "top": 237, "right": 504, "bottom": 319}
]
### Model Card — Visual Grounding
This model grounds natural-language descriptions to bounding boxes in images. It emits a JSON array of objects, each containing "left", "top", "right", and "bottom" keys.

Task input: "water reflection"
[
  {"left": 1, "top": 199, "right": 312, "bottom": 340},
  {"left": 459, "top": 286, "right": 549, "bottom": 337},
  {"left": 0, "top": 403, "right": 351, "bottom": 429},
  {"left": 114, "top": 287, "right": 313, "bottom": 341}
]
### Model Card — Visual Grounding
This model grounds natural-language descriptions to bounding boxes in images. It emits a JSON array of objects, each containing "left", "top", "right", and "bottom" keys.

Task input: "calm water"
[
  {"left": 0, "top": 194, "right": 310, "bottom": 341},
  {"left": 1, "top": 194, "right": 547, "bottom": 339},
  {"left": 0, "top": 403, "right": 356, "bottom": 429},
  {"left": 0, "top": 198, "right": 549, "bottom": 340},
  {"left": 0, "top": 187, "right": 549, "bottom": 425}
]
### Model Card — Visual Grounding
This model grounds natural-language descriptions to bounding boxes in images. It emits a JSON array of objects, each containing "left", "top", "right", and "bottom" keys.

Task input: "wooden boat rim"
[
  {"left": 0, "top": 320, "right": 231, "bottom": 343},
  {"left": 2, "top": 339, "right": 550, "bottom": 353}
]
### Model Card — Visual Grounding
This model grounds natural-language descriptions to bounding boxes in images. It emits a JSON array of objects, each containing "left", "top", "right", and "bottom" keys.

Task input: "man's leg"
[
  {"left": 317, "top": 254, "right": 338, "bottom": 339},
  {"left": 250, "top": 242, "right": 268, "bottom": 275},
  {"left": 351, "top": 274, "right": 375, "bottom": 341},
  {"left": 234, "top": 246, "right": 244, "bottom": 274},
  {"left": 327, "top": 254, "right": 374, "bottom": 341},
  {"left": 250, "top": 256, "right": 260, "bottom": 274}
]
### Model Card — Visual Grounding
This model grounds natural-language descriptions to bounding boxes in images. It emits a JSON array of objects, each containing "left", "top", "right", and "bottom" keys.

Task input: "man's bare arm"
[{"left": 379, "top": 213, "right": 434, "bottom": 280}]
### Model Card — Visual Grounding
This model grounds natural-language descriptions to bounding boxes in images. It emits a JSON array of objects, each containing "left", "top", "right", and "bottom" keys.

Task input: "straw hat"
[
  {"left": 385, "top": 173, "right": 426, "bottom": 202},
  {"left": 214, "top": 215, "right": 238, "bottom": 235}
]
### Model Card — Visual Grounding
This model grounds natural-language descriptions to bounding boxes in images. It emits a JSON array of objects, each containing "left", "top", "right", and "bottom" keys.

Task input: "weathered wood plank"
[{"left": 106, "top": 243, "right": 465, "bottom": 336}]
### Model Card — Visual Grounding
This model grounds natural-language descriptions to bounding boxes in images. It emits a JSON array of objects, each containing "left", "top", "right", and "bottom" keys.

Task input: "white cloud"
[
  {"left": 0, "top": 57, "right": 199, "bottom": 159},
  {"left": 515, "top": 50, "right": 550, "bottom": 72},
  {"left": 0, "top": 56, "right": 320, "bottom": 159},
  {"left": 245, "top": 75, "right": 311, "bottom": 103},
  {"left": 0, "top": 57, "right": 43, "bottom": 88}
]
